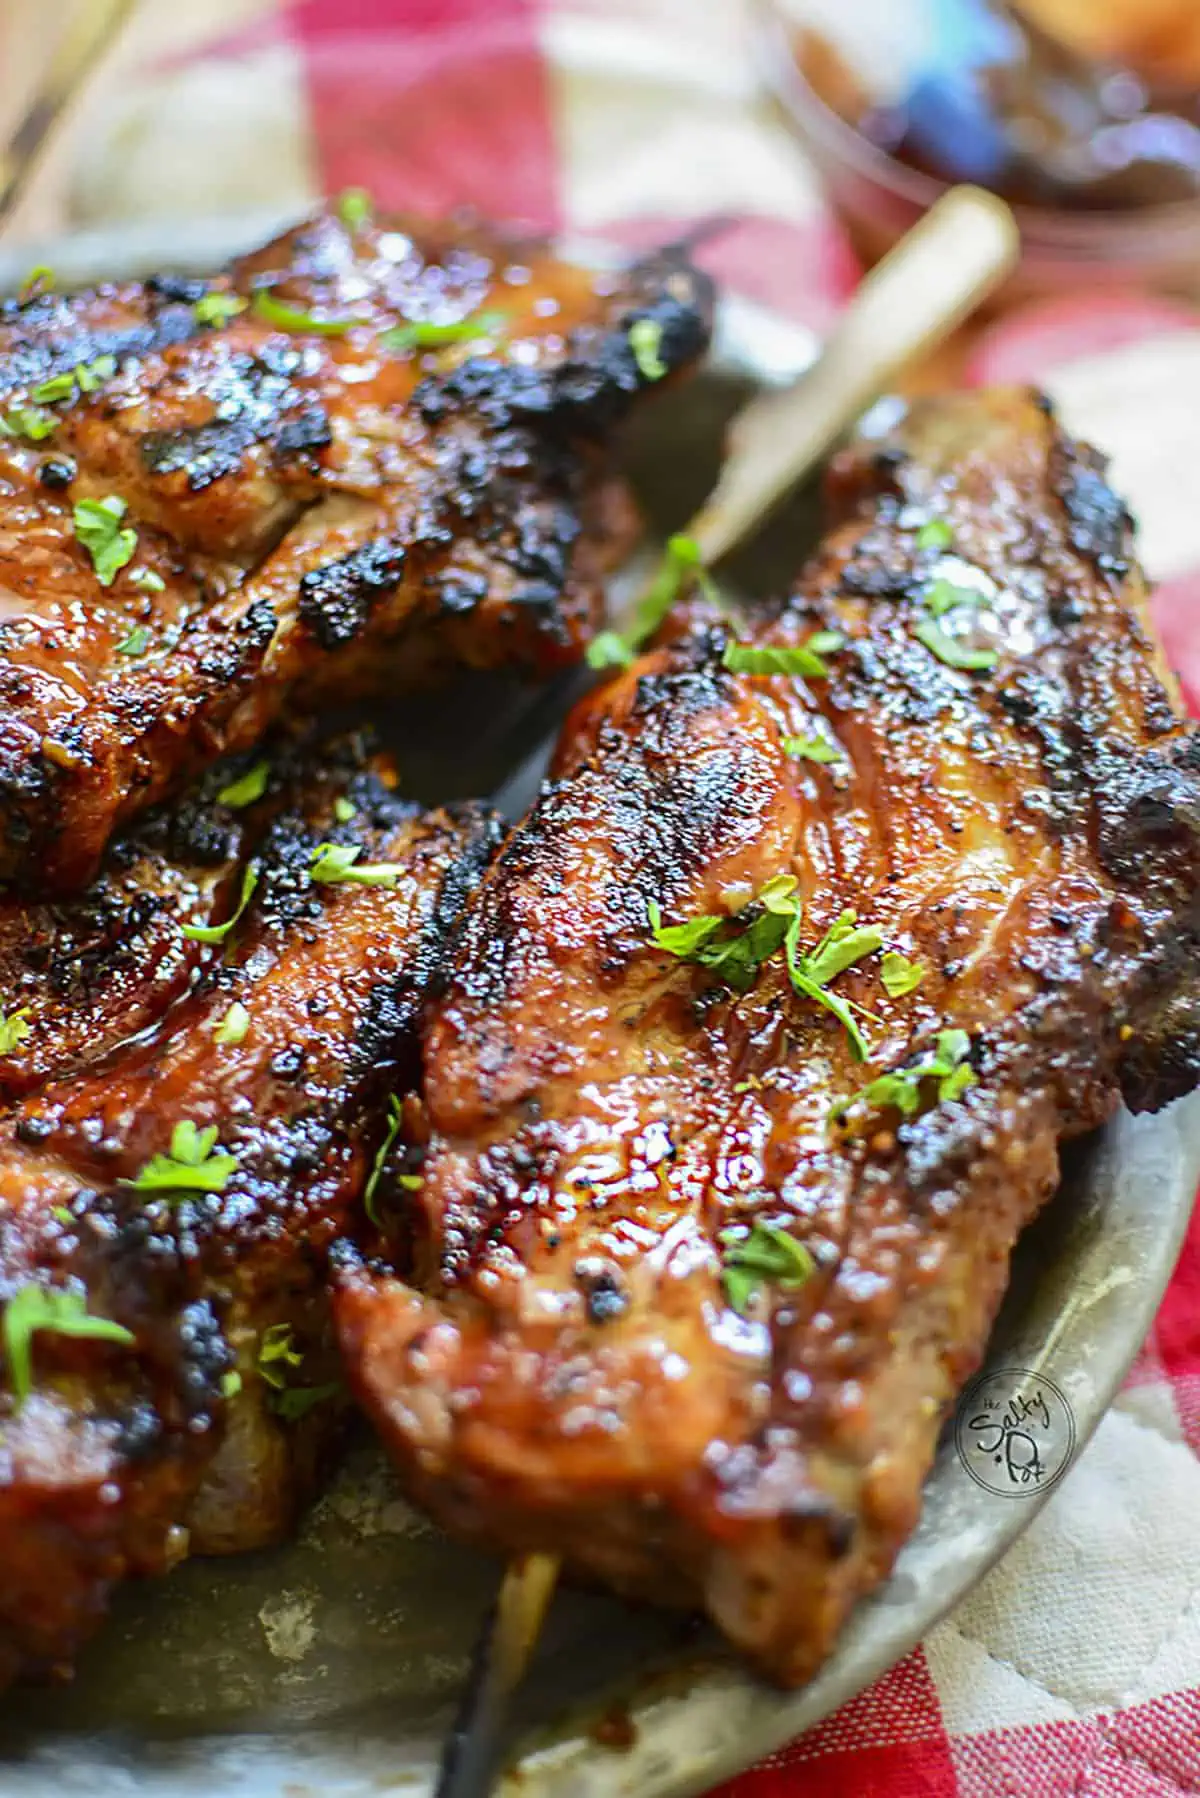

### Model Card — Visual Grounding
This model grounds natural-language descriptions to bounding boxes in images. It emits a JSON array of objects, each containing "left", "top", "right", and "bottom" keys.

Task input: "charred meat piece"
[
  {"left": 335, "top": 388, "right": 1200, "bottom": 1686},
  {"left": 0, "top": 209, "right": 712, "bottom": 892},
  {"left": 0, "top": 735, "right": 499, "bottom": 1686},
  {"left": 0, "top": 734, "right": 327, "bottom": 1099},
  {"left": 0, "top": 824, "right": 227, "bottom": 1102}
]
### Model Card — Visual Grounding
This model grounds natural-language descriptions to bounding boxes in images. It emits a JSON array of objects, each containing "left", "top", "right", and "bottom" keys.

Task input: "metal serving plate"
[{"left": 0, "top": 217, "right": 1196, "bottom": 1798}]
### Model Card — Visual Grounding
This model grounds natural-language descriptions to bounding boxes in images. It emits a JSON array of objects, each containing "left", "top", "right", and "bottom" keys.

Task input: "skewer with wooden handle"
[
  {"left": 434, "top": 183, "right": 1019, "bottom": 1798},
  {"left": 688, "top": 184, "right": 1018, "bottom": 566},
  {"left": 435, "top": 1553, "right": 561, "bottom": 1798}
]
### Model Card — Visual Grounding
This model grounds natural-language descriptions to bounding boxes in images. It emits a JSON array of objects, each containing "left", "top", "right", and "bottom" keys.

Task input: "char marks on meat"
[
  {"left": 0, "top": 209, "right": 712, "bottom": 892},
  {"left": 0, "top": 730, "right": 500, "bottom": 1686},
  {"left": 3, "top": 203, "right": 1197, "bottom": 1703},
  {"left": 334, "top": 388, "right": 1200, "bottom": 1686}
]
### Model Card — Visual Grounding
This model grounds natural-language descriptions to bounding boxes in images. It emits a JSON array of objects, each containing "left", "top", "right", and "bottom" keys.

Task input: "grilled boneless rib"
[
  {"left": 0, "top": 737, "right": 304, "bottom": 1100},
  {"left": 0, "top": 734, "right": 498, "bottom": 1686},
  {"left": 335, "top": 388, "right": 1200, "bottom": 1685},
  {"left": 0, "top": 730, "right": 422, "bottom": 1100},
  {"left": 0, "top": 208, "right": 712, "bottom": 892}
]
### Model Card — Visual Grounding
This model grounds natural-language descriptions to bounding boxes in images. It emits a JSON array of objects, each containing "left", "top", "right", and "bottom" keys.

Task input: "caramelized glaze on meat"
[
  {"left": 0, "top": 209, "right": 711, "bottom": 892},
  {"left": 335, "top": 389, "right": 1200, "bottom": 1685},
  {"left": 0, "top": 737, "right": 312, "bottom": 1098},
  {"left": 0, "top": 735, "right": 499, "bottom": 1685}
]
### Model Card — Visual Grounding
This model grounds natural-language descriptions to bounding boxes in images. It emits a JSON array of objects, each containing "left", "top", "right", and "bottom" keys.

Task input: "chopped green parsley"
[
  {"left": 783, "top": 734, "right": 841, "bottom": 764},
  {"left": 0, "top": 405, "right": 57, "bottom": 441},
  {"left": 722, "top": 631, "right": 844, "bottom": 679},
  {"left": 337, "top": 187, "right": 373, "bottom": 228},
  {"left": 880, "top": 951, "right": 925, "bottom": 999},
  {"left": 122, "top": 1120, "right": 239, "bottom": 1198},
  {"left": 257, "top": 1322, "right": 303, "bottom": 1390},
  {"left": 193, "top": 291, "right": 248, "bottom": 328},
  {"left": 74, "top": 494, "right": 137, "bottom": 587},
  {"left": 212, "top": 1000, "right": 250, "bottom": 1047},
  {"left": 74, "top": 354, "right": 116, "bottom": 394},
  {"left": 628, "top": 317, "right": 666, "bottom": 381},
  {"left": 647, "top": 873, "right": 796, "bottom": 993},
  {"left": 32, "top": 352, "right": 116, "bottom": 406},
  {"left": 382, "top": 310, "right": 507, "bottom": 353},
  {"left": 273, "top": 1381, "right": 343, "bottom": 1421},
  {"left": 799, "top": 912, "right": 885, "bottom": 990},
  {"left": 181, "top": 863, "right": 259, "bottom": 945},
  {"left": 30, "top": 372, "right": 75, "bottom": 403},
  {"left": 916, "top": 518, "right": 953, "bottom": 552},
  {"left": 915, "top": 618, "right": 998, "bottom": 671},
  {"left": 784, "top": 908, "right": 881, "bottom": 1062},
  {"left": 587, "top": 534, "right": 719, "bottom": 670},
  {"left": 0, "top": 1006, "right": 31, "bottom": 1055},
  {"left": 252, "top": 290, "right": 366, "bottom": 336},
  {"left": 831, "top": 1028, "right": 975, "bottom": 1124},
  {"left": 913, "top": 570, "right": 997, "bottom": 671},
  {"left": 257, "top": 1322, "right": 341, "bottom": 1420},
  {"left": 3, "top": 1285, "right": 133, "bottom": 1408},
  {"left": 216, "top": 760, "right": 269, "bottom": 809},
  {"left": 925, "top": 577, "right": 984, "bottom": 619},
  {"left": 309, "top": 842, "right": 404, "bottom": 887},
  {"left": 584, "top": 630, "right": 633, "bottom": 669},
  {"left": 116, "top": 625, "right": 149, "bottom": 657},
  {"left": 364, "top": 1094, "right": 403, "bottom": 1226},
  {"left": 19, "top": 266, "right": 53, "bottom": 302},
  {"left": 649, "top": 878, "right": 881, "bottom": 1057},
  {"left": 719, "top": 1220, "right": 814, "bottom": 1316}
]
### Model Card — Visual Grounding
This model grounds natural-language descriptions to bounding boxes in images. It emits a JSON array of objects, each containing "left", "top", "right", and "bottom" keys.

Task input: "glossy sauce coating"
[
  {"left": 337, "top": 389, "right": 1200, "bottom": 1685},
  {"left": 0, "top": 209, "right": 712, "bottom": 891},
  {"left": 0, "top": 733, "right": 499, "bottom": 1686}
]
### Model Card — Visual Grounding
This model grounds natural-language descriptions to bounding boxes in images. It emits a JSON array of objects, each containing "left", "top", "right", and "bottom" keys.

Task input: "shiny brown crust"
[
  {"left": 334, "top": 388, "right": 1200, "bottom": 1686},
  {"left": 0, "top": 209, "right": 712, "bottom": 892},
  {"left": 0, "top": 735, "right": 500, "bottom": 1685},
  {"left": 0, "top": 737, "right": 307, "bottom": 1098}
]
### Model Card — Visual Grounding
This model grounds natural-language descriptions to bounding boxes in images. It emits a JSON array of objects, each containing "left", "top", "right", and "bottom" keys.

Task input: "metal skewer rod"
[{"left": 435, "top": 182, "right": 1019, "bottom": 1798}]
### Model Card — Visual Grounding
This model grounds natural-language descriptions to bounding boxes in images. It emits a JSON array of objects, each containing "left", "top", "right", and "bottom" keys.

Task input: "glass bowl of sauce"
[{"left": 757, "top": 0, "right": 1200, "bottom": 295}]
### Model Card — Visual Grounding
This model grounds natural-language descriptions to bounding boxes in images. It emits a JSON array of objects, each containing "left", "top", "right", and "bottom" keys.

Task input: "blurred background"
[{"left": 8, "top": 0, "right": 1200, "bottom": 289}]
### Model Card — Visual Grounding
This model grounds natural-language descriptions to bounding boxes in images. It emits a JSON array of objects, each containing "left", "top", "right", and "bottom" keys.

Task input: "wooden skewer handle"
[
  {"left": 689, "top": 185, "right": 1020, "bottom": 567},
  {"left": 0, "top": 0, "right": 138, "bottom": 230},
  {"left": 435, "top": 1553, "right": 561, "bottom": 1798}
]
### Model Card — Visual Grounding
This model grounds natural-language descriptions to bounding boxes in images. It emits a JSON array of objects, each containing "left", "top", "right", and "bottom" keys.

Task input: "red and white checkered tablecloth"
[{"left": 73, "top": 1, "right": 1200, "bottom": 1790}]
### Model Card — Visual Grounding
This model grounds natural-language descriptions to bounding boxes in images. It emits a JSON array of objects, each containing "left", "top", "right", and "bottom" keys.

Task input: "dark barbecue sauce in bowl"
[
  {"left": 839, "top": 0, "right": 1200, "bottom": 212},
  {"left": 760, "top": 0, "right": 1200, "bottom": 292}
]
